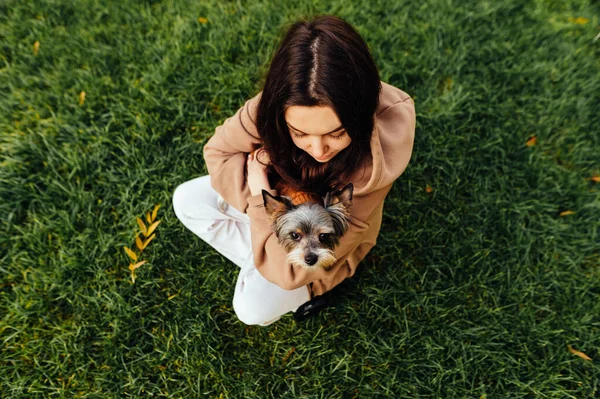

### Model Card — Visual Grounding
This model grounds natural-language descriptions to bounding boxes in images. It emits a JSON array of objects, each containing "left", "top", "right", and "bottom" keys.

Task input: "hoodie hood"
[{"left": 351, "top": 82, "right": 416, "bottom": 196}]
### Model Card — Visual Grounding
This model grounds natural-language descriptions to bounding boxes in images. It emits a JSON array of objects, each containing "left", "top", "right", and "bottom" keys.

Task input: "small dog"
[{"left": 261, "top": 183, "right": 353, "bottom": 270}]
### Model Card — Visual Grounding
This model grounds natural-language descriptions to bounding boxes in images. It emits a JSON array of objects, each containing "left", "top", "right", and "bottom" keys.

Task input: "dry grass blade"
[
  {"left": 282, "top": 347, "right": 296, "bottom": 364},
  {"left": 568, "top": 345, "right": 592, "bottom": 361}
]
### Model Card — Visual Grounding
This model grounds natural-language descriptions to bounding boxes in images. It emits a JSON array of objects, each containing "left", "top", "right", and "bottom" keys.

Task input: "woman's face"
[{"left": 284, "top": 105, "right": 352, "bottom": 163}]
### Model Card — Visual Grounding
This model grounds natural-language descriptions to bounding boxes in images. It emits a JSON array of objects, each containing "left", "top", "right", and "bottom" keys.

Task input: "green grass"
[{"left": 1, "top": 0, "right": 599, "bottom": 397}]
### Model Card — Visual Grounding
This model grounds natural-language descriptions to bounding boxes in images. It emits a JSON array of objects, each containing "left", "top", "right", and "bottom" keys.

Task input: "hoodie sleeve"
[{"left": 203, "top": 93, "right": 263, "bottom": 213}]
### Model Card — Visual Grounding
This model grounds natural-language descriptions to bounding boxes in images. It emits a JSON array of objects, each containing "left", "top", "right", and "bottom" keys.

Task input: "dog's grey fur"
[{"left": 262, "top": 184, "right": 353, "bottom": 270}]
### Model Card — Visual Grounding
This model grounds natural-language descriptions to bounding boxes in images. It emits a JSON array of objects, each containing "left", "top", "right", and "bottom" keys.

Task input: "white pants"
[{"left": 172, "top": 175, "right": 311, "bottom": 326}]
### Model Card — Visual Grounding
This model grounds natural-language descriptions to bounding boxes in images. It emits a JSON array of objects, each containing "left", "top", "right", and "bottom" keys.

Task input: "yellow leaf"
[
  {"left": 152, "top": 204, "right": 161, "bottom": 222},
  {"left": 591, "top": 176, "right": 600, "bottom": 183},
  {"left": 568, "top": 345, "right": 592, "bottom": 361},
  {"left": 559, "top": 210, "right": 575, "bottom": 216},
  {"left": 568, "top": 17, "right": 589, "bottom": 25},
  {"left": 135, "top": 235, "right": 144, "bottom": 251},
  {"left": 142, "top": 233, "right": 156, "bottom": 250},
  {"left": 128, "top": 260, "right": 147, "bottom": 271},
  {"left": 145, "top": 220, "right": 160, "bottom": 237},
  {"left": 124, "top": 246, "right": 137, "bottom": 261},
  {"left": 198, "top": 17, "right": 208, "bottom": 24},
  {"left": 146, "top": 212, "right": 152, "bottom": 224},
  {"left": 136, "top": 217, "right": 147, "bottom": 235},
  {"left": 526, "top": 136, "right": 537, "bottom": 147},
  {"left": 33, "top": 40, "right": 40, "bottom": 55},
  {"left": 79, "top": 91, "right": 86, "bottom": 105}
]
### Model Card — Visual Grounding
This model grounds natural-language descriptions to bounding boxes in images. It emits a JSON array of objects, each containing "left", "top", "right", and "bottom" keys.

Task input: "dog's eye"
[
  {"left": 290, "top": 232, "right": 301, "bottom": 240},
  {"left": 319, "top": 233, "right": 329, "bottom": 242}
]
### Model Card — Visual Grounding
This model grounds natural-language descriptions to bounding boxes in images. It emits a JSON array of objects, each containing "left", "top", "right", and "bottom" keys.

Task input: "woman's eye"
[
  {"left": 330, "top": 132, "right": 347, "bottom": 140},
  {"left": 291, "top": 232, "right": 301, "bottom": 240},
  {"left": 291, "top": 131, "right": 306, "bottom": 139}
]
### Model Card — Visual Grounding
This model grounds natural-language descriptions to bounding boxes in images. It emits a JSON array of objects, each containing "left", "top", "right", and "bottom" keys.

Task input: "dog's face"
[{"left": 262, "top": 183, "right": 353, "bottom": 270}]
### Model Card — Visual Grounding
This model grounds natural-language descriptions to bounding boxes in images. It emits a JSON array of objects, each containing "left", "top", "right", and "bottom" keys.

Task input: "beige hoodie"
[{"left": 203, "top": 82, "right": 416, "bottom": 298}]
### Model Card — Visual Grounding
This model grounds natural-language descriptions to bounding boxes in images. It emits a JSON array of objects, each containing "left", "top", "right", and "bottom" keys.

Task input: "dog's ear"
[
  {"left": 324, "top": 183, "right": 353, "bottom": 237},
  {"left": 262, "top": 190, "right": 293, "bottom": 217},
  {"left": 336, "top": 183, "right": 353, "bottom": 210},
  {"left": 324, "top": 183, "right": 353, "bottom": 212}
]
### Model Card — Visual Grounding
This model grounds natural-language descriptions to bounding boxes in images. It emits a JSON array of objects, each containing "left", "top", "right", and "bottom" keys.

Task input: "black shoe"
[{"left": 293, "top": 295, "right": 329, "bottom": 321}]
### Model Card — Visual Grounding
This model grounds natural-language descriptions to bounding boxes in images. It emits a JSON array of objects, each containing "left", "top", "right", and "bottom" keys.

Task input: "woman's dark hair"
[{"left": 255, "top": 15, "right": 382, "bottom": 195}]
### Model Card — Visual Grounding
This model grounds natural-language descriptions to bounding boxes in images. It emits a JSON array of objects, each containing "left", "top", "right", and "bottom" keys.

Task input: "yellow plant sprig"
[{"left": 124, "top": 204, "right": 161, "bottom": 283}]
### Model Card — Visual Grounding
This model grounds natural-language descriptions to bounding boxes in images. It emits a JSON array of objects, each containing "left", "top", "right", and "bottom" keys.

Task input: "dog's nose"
[{"left": 304, "top": 253, "right": 318, "bottom": 266}]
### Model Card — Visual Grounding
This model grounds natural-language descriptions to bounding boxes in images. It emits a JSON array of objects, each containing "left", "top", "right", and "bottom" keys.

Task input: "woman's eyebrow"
[{"left": 286, "top": 123, "right": 344, "bottom": 135}]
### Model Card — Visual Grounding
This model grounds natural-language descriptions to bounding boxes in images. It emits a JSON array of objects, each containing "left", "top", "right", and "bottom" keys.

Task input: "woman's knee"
[
  {"left": 172, "top": 176, "right": 216, "bottom": 222},
  {"left": 232, "top": 268, "right": 310, "bottom": 326},
  {"left": 232, "top": 293, "right": 282, "bottom": 326}
]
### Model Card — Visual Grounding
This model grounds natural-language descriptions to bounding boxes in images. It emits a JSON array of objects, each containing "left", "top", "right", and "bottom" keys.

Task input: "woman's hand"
[{"left": 247, "top": 148, "right": 271, "bottom": 196}]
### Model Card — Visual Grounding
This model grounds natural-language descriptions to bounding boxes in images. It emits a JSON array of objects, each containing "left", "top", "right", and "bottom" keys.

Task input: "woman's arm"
[{"left": 203, "top": 93, "right": 263, "bottom": 213}]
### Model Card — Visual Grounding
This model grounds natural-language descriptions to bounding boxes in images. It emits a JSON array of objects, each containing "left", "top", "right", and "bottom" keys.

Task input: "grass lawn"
[{"left": 1, "top": 0, "right": 599, "bottom": 397}]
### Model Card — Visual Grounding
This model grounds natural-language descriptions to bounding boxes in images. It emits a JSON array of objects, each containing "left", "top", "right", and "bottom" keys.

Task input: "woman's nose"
[{"left": 310, "top": 137, "right": 327, "bottom": 156}]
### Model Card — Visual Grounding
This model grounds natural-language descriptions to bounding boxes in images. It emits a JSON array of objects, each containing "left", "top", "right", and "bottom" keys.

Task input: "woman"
[{"left": 172, "top": 15, "right": 415, "bottom": 326}]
